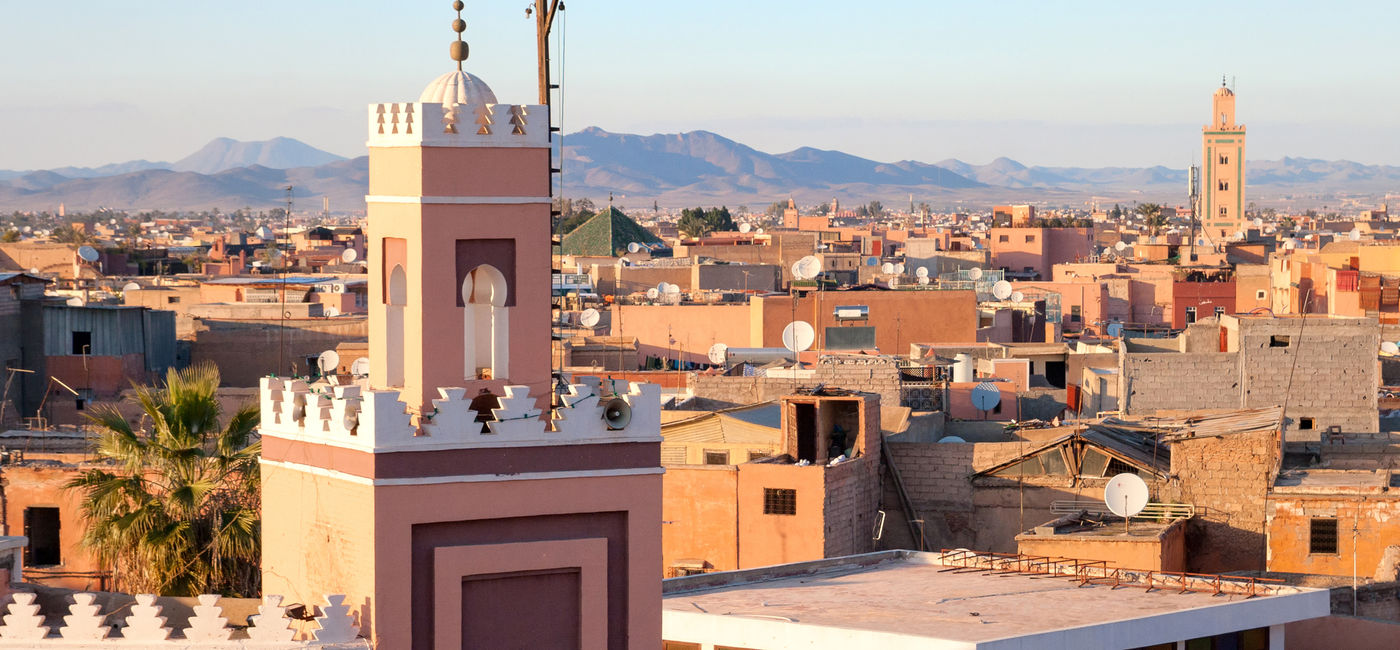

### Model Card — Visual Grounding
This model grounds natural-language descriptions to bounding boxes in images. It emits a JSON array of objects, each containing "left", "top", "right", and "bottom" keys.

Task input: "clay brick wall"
[
  {"left": 1159, "top": 426, "right": 1278, "bottom": 573},
  {"left": 1121, "top": 352, "right": 1241, "bottom": 413},
  {"left": 691, "top": 356, "right": 901, "bottom": 409}
]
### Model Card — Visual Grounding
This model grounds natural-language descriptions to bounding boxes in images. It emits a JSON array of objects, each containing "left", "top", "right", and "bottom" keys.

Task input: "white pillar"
[{"left": 1270, "top": 624, "right": 1284, "bottom": 648}]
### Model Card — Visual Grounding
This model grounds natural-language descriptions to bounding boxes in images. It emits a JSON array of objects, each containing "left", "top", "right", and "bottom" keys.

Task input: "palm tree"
[
  {"left": 66, "top": 363, "right": 261, "bottom": 596},
  {"left": 1137, "top": 203, "right": 1168, "bottom": 238}
]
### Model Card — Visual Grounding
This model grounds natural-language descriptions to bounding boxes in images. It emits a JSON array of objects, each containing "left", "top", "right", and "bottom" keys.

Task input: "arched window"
[
  {"left": 462, "top": 264, "right": 509, "bottom": 381},
  {"left": 386, "top": 264, "right": 407, "bottom": 387}
]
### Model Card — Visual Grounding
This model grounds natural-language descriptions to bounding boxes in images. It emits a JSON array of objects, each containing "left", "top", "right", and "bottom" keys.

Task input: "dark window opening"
[
  {"left": 23, "top": 507, "right": 60, "bottom": 566},
  {"left": 468, "top": 390, "right": 501, "bottom": 434},
  {"left": 1310, "top": 518, "right": 1338, "bottom": 554},
  {"left": 763, "top": 488, "right": 796, "bottom": 515},
  {"left": 1271, "top": 335, "right": 1290, "bottom": 347},
  {"left": 998, "top": 235, "right": 1009, "bottom": 243},
  {"left": 795, "top": 403, "right": 817, "bottom": 462},
  {"left": 1105, "top": 457, "right": 1139, "bottom": 477},
  {"left": 71, "top": 331, "right": 91, "bottom": 355},
  {"left": 1215, "top": 306, "right": 1225, "bottom": 317},
  {"left": 1024, "top": 235, "right": 1035, "bottom": 243},
  {"left": 1219, "top": 154, "right": 1229, "bottom": 164},
  {"left": 1300, "top": 417, "right": 1315, "bottom": 430},
  {"left": 166, "top": 296, "right": 180, "bottom": 304},
  {"left": 1185, "top": 307, "right": 1198, "bottom": 324},
  {"left": 748, "top": 450, "right": 769, "bottom": 462},
  {"left": 74, "top": 398, "right": 85, "bottom": 411},
  {"left": 703, "top": 450, "right": 728, "bottom": 465}
]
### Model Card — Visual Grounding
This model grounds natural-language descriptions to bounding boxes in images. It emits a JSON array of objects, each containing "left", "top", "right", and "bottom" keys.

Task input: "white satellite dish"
[
  {"left": 324, "top": 306, "right": 340, "bottom": 317},
  {"left": 65, "top": 297, "right": 84, "bottom": 306},
  {"left": 782, "top": 321, "right": 815, "bottom": 353},
  {"left": 707, "top": 343, "right": 729, "bottom": 365},
  {"left": 881, "top": 262, "right": 895, "bottom": 274},
  {"left": 739, "top": 223, "right": 752, "bottom": 234},
  {"left": 1011, "top": 291, "right": 1025, "bottom": 303},
  {"left": 915, "top": 266, "right": 929, "bottom": 278},
  {"left": 122, "top": 282, "right": 140, "bottom": 292},
  {"left": 579, "top": 308, "right": 601, "bottom": 327},
  {"left": 888, "top": 276, "right": 899, "bottom": 289},
  {"left": 1384, "top": 342, "right": 1400, "bottom": 356},
  {"left": 341, "top": 248, "right": 358, "bottom": 263},
  {"left": 894, "top": 263, "right": 906, "bottom": 275},
  {"left": 917, "top": 276, "right": 930, "bottom": 285},
  {"left": 1114, "top": 241, "right": 1127, "bottom": 252},
  {"left": 28, "top": 268, "right": 39, "bottom": 274},
  {"left": 793, "top": 255, "right": 823, "bottom": 280},
  {"left": 350, "top": 357, "right": 370, "bottom": 378},
  {"left": 967, "top": 267, "right": 983, "bottom": 281},
  {"left": 656, "top": 282, "right": 671, "bottom": 295},
  {"left": 1350, "top": 229, "right": 1362, "bottom": 242},
  {"left": 992, "top": 280, "right": 1013, "bottom": 300},
  {"left": 317, "top": 350, "right": 341, "bottom": 375},
  {"left": 646, "top": 287, "right": 660, "bottom": 300},
  {"left": 939, "top": 436, "right": 967, "bottom": 443},
  {"left": 1104, "top": 473, "right": 1150, "bottom": 518},
  {"left": 756, "top": 228, "right": 764, "bottom": 234},
  {"left": 627, "top": 242, "right": 642, "bottom": 254},
  {"left": 664, "top": 283, "right": 681, "bottom": 295},
  {"left": 21, "top": 226, "right": 31, "bottom": 233},
  {"left": 77, "top": 245, "right": 99, "bottom": 262},
  {"left": 970, "top": 382, "right": 1001, "bottom": 411},
  {"left": 1253, "top": 217, "right": 1264, "bottom": 227}
]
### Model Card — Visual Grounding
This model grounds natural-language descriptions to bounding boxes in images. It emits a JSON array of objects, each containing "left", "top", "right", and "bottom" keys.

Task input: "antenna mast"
[{"left": 280, "top": 185, "right": 292, "bottom": 377}]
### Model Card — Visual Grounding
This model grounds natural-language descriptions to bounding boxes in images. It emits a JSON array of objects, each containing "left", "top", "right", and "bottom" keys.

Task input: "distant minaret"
[{"left": 1201, "top": 77, "right": 1246, "bottom": 247}]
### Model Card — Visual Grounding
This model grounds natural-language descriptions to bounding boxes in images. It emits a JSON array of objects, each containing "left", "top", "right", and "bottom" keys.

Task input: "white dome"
[{"left": 420, "top": 70, "right": 497, "bottom": 106}]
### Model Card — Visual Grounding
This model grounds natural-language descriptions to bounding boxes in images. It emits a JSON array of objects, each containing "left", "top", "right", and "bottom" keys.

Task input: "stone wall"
[{"left": 1158, "top": 426, "right": 1278, "bottom": 573}]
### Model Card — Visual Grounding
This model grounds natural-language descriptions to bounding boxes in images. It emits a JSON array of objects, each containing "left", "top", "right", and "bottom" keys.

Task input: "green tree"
[
  {"left": 0, "top": 230, "right": 19, "bottom": 243},
  {"left": 1109, "top": 204, "right": 1123, "bottom": 220},
  {"left": 703, "top": 206, "right": 736, "bottom": 232},
  {"left": 812, "top": 202, "right": 831, "bottom": 217},
  {"left": 865, "top": 200, "right": 884, "bottom": 218},
  {"left": 1137, "top": 202, "right": 1167, "bottom": 237},
  {"left": 558, "top": 210, "right": 594, "bottom": 234},
  {"left": 1281, "top": 216, "right": 1298, "bottom": 232},
  {"left": 51, "top": 225, "right": 92, "bottom": 244},
  {"left": 66, "top": 364, "right": 261, "bottom": 596},
  {"left": 764, "top": 201, "right": 787, "bottom": 218},
  {"left": 677, "top": 211, "right": 713, "bottom": 239}
]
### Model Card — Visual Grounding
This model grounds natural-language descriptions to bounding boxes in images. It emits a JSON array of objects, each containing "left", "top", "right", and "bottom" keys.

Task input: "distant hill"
[{"left": 1, "top": 130, "right": 1398, "bottom": 211}]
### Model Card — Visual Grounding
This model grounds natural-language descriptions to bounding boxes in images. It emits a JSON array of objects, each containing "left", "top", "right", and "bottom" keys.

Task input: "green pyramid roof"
[{"left": 560, "top": 207, "right": 662, "bottom": 256}]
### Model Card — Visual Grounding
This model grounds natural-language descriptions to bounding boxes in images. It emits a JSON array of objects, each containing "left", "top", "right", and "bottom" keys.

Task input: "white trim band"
[
  {"left": 260, "top": 458, "right": 665, "bottom": 486},
  {"left": 366, "top": 195, "right": 551, "bottom": 205}
]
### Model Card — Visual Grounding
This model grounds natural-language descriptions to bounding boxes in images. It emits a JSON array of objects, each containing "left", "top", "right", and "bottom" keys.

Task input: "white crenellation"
[
  {"left": 367, "top": 102, "right": 548, "bottom": 148},
  {"left": 246, "top": 594, "right": 297, "bottom": 642},
  {"left": 310, "top": 594, "right": 359, "bottom": 643},
  {"left": 122, "top": 594, "right": 170, "bottom": 642},
  {"left": 259, "top": 377, "right": 661, "bottom": 453},
  {"left": 60, "top": 593, "right": 108, "bottom": 640},
  {"left": 1, "top": 592, "right": 50, "bottom": 640},
  {"left": 182, "top": 594, "right": 232, "bottom": 642}
]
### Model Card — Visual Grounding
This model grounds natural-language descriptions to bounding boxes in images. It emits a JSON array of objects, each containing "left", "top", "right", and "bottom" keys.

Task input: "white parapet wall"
[
  {"left": 366, "top": 102, "right": 549, "bottom": 148},
  {"left": 259, "top": 377, "right": 662, "bottom": 452}
]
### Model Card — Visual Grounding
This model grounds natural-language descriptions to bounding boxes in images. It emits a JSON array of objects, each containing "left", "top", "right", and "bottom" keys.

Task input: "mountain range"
[{"left": 1, "top": 130, "right": 1397, "bottom": 212}]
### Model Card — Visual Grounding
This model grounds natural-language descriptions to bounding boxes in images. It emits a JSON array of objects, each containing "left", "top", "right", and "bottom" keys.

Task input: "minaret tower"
[
  {"left": 258, "top": 5, "right": 663, "bottom": 647},
  {"left": 1201, "top": 77, "right": 1246, "bottom": 247}
]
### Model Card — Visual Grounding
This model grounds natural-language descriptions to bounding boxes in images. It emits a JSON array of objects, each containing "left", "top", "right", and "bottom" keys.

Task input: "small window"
[
  {"left": 763, "top": 488, "right": 797, "bottom": 515},
  {"left": 23, "top": 507, "right": 61, "bottom": 566},
  {"left": 1300, "top": 417, "right": 1315, "bottom": 430},
  {"left": 1071, "top": 305, "right": 1082, "bottom": 322},
  {"left": 1025, "top": 235, "right": 1036, "bottom": 243},
  {"left": 1105, "top": 457, "right": 1139, "bottom": 477},
  {"left": 1218, "top": 181, "right": 1229, "bottom": 191},
  {"left": 74, "top": 398, "right": 85, "bottom": 411},
  {"left": 166, "top": 296, "right": 180, "bottom": 304},
  {"left": 1256, "top": 289, "right": 1266, "bottom": 300},
  {"left": 998, "top": 235, "right": 1009, "bottom": 243},
  {"left": 1185, "top": 306, "right": 1197, "bottom": 324},
  {"left": 71, "top": 331, "right": 91, "bottom": 355},
  {"left": 748, "top": 450, "right": 770, "bottom": 462},
  {"left": 1270, "top": 335, "right": 1290, "bottom": 347},
  {"left": 703, "top": 450, "right": 729, "bottom": 465},
  {"left": 1309, "top": 518, "right": 1338, "bottom": 554},
  {"left": 1219, "top": 154, "right": 1229, "bottom": 164},
  {"left": 1215, "top": 306, "right": 1225, "bottom": 317}
]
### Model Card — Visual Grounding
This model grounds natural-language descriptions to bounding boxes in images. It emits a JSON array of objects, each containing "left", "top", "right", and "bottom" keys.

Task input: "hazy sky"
[{"left": 3, "top": 1, "right": 1398, "bottom": 170}]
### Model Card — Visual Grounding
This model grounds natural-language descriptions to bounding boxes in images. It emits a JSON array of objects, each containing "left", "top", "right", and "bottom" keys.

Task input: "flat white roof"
[{"left": 662, "top": 551, "right": 1329, "bottom": 650}]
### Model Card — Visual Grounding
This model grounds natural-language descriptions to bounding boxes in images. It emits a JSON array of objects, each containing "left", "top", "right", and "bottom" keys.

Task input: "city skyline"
[{"left": 3, "top": 1, "right": 1399, "bottom": 170}]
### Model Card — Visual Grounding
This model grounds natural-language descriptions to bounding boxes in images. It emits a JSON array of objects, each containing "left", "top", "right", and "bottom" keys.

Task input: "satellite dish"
[
  {"left": 1106, "top": 323, "right": 1123, "bottom": 338},
  {"left": 881, "top": 262, "right": 895, "bottom": 274},
  {"left": 939, "top": 436, "right": 967, "bottom": 443},
  {"left": 656, "top": 282, "right": 670, "bottom": 295},
  {"left": 122, "top": 282, "right": 140, "bottom": 292},
  {"left": 1350, "top": 229, "right": 1362, "bottom": 242},
  {"left": 888, "top": 276, "right": 899, "bottom": 289},
  {"left": 739, "top": 223, "right": 752, "bottom": 234},
  {"left": 21, "top": 226, "right": 31, "bottom": 233},
  {"left": 992, "top": 280, "right": 1013, "bottom": 300},
  {"left": 917, "top": 276, "right": 930, "bottom": 285},
  {"left": 646, "top": 287, "right": 660, "bottom": 300},
  {"left": 603, "top": 398, "right": 632, "bottom": 430},
  {"left": 782, "top": 321, "right": 815, "bottom": 353},
  {"left": 664, "top": 283, "right": 681, "bottom": 295},
  {"left": 865, "top": 257, "right": 879, "bottom": 267},
  {"left": 1011, "top": 291, "right": 1024, "bottom": 303},
  {"left": 756, "top": 228, "right": 764, "bottom": 234},
  {"left": 967, "top": 267, "right": 983, "bottom": 280},
  {"left": 916, "top": 266, "right": 929, "bottom": 278},
  {"left": 350, "top": 357, "right": 370, "bottom": 378},
  {"left": 1253, "top": 217, "right": 1264, "bottom": 227},
  {"left": 580, "top": 308, "right": 601, "bottom": 327},
  {"left": 627, "top": 242, "right": 642, "bottom": 254},
  {"left": 65, "top": 297, "right": 84, "bottom": 306},
  {"left": 1384, "top": 342, "right": 1400, "bottom": 356},
  {"left": 793, "top": 255, "right": 823, "bottom": 280},
  {"left": 970, "top": 382, "right": 1002, "bottom": 411},
  {"left": 341, "top": 248, "right": 358, "bottom": 263},
  {"left": 28, "top": 268, "right": 39, "bottom": 274},
  {"left": 77, "top": 245, "right": 99, "bottom": 262},
  {"left": 1196, "top": 238, "right": 1207, "bottom": 246},
  {"left": 1104, "top": 473, "right": 1150, "bottom": 518},
  {"left": 109, "top": 218, "right": 117, "bottom": 225},
  {"left": 324, "top": 306, "right": 341, "bottom": 317},
  {"left": 1114, "top": 241, "right": 1127, "bottom": 252},
  {"left": 707, "top": 343, "right": 729, "bottom": 365},
  {"left": 895, "top": 263, "right": 906, "bottom": 275},
  {"left": 317, "top": 350, "right": 341, "bottom": 375}
]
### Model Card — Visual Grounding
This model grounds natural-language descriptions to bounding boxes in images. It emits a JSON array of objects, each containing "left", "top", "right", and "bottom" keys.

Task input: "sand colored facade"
[{"left": 1202, "top": 82, "right": 1246, "bottom": 246}]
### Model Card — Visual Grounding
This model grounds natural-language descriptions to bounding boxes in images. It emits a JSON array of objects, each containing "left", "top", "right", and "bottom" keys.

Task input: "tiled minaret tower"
[
  {"left": 258, "top": 4, "right": 663, "bottom": 647},
  {"left": 1201, "top": 78, "right": 1246, "bottom": 247}
]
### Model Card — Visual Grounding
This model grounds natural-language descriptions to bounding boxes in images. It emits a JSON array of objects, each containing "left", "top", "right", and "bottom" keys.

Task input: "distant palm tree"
[
  {"left": 1137, "top": 203, "right": 1168, "bottom": 237},
  {"left": 66, "top": 363, "right": 261, "bottom": 596}
]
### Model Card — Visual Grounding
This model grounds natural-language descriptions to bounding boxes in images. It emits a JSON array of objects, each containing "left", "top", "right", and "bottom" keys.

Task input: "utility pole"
[
  {"left": 1188, "top": 165, "right": 1200, "bottom": 263},
  {"left": 531, "top": 0, "right": 563, "bottom": 107}
]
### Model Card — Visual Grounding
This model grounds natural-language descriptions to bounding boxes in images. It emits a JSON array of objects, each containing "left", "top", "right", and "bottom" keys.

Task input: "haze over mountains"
[{"left": 1, "top": 131, "right": 1397, "bottom": 212}]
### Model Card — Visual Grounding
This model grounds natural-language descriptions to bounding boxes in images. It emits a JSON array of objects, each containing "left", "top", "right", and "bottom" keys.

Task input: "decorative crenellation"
[
  {"left": 259, "top": 377, "right": 661, "bottom": 453},
  {"left": 368, "top": 102, "right": 548, "bottom": 148},
  {"left": 0, "top": 592, "right": 362, "bottom": 645}
]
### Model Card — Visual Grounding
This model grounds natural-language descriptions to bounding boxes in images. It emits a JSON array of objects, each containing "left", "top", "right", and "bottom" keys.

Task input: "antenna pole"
[{"left": 280, "top": 186, "right": 292, "bottom": 377}]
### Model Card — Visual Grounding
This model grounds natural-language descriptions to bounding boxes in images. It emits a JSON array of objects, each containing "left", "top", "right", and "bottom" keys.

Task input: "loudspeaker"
[{"left": 603, "top": 398, "right": 632, "bottom": 430}]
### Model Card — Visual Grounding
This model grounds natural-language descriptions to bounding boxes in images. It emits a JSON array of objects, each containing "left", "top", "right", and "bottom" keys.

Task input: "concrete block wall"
[
  {"left": 1237, "top": 318, "right": 1379, "bottom": 435},
  {"left": 1122, "top": 352, "right": 1240, "bottom": 413},
  {"left": 691, "top": 357, "right": 901, "bottom": 409}
]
